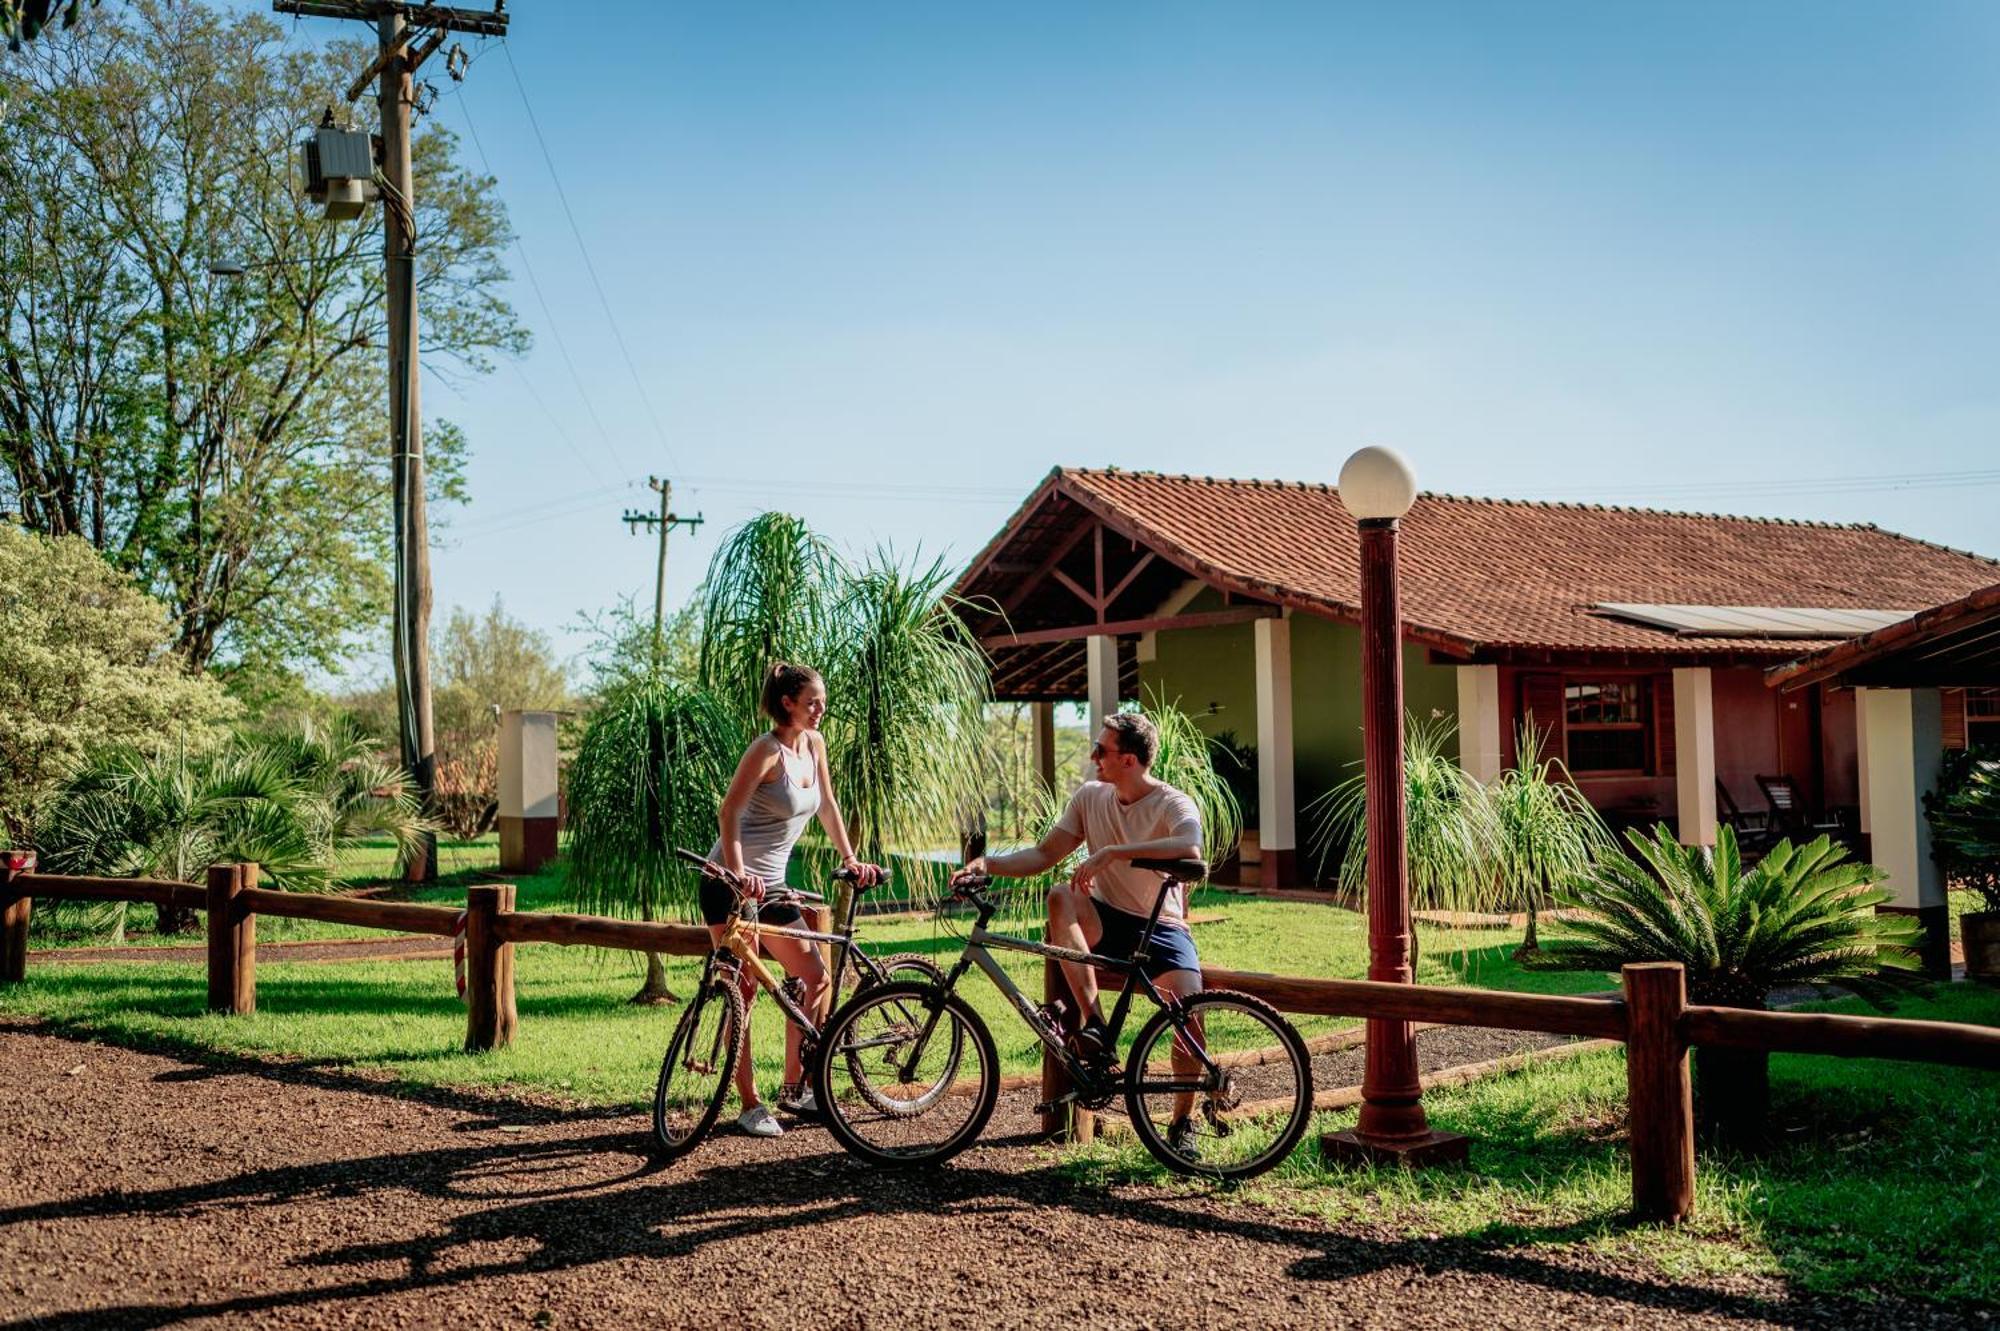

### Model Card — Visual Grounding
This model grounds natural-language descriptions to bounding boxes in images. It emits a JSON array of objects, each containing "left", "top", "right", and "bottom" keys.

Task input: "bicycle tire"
[
  {"left": 651, "top": 979, "right": 745, "bottom": 1162},
  {"left": 1123, "top": 988, "right": 1313, "bottom": 1181},
  {"left": 845, "top": 954, "right": 964, "bottom": 1116},
  {"left": 814, "top": 980, "right": 999, "bottom": 1169}
]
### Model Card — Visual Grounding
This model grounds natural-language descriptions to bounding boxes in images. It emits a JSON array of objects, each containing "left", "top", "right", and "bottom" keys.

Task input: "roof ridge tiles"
[{"left": 1063, "top": 468, "right": 1996, "bottom": 552}]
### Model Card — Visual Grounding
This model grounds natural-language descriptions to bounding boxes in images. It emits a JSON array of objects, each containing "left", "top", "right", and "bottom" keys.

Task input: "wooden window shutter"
[
  {"left": 1653, "top": 673, "right": 1676, "bottom": 776},
  {"left": 1943, "top": 689, "right": 1967, "bottom": 750},
  {"left": 1519, "top": 673, "right": 1565, "bottom": 766}
]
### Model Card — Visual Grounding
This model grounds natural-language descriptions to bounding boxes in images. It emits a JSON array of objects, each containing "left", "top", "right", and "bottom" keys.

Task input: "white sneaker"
[
  {"left": 777, "top": 1085, "right": 818, "bottom": 1116},
  {"left": 737, "top": 1104, "right": 784, "bottom": 1138}
]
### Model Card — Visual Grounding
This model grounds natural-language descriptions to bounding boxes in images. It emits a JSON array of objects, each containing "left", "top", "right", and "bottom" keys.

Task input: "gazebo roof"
[
  {"left": 955, "top": 469, "right": 1999, "bottom": 699},
  {"left": 1768, "top": 582, "right": 2000, "bottom": 691}
]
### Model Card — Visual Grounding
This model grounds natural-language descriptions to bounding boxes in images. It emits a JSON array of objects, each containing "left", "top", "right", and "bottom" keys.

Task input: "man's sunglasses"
[{"left": 1089, "top": 741, "right": 1123, "bottom": 761}]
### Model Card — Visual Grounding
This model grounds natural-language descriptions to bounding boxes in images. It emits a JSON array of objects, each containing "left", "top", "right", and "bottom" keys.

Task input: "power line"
[
  {"left": 502, "top": 41, "right": 684, "bottom": 478},
  {"left": 450, "top": 81, "right": 630, "bottom": 478}
]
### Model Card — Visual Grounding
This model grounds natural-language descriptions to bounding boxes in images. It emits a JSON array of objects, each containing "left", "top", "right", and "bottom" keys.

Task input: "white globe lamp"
[{"left": 1337, "top": 446, "right": 1417, "bottom": 522}]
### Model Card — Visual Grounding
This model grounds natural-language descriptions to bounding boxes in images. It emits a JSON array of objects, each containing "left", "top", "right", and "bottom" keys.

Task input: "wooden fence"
[{"left": 4, "top": 860, "right": 1998, "bottom": 1224}]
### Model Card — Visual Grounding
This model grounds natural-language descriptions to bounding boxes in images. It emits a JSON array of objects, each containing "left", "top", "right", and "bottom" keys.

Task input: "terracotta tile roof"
[{"left": 973, "top": 468, "right": 1999, "bottom": 661}]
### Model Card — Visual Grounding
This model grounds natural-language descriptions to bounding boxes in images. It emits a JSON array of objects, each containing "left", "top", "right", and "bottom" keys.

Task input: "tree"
[
  {"left": 2, "top": 1, "right": 98, "bottom": 49},
  {"left": 35, "top": 719, "right": 427, "bottom": 935},
  {"left": 0, "top": 0, "right": 524, "bottom": 677},
  {"left": 1486, "top": 723, "right": 1611, "bottom": 956},
  {"left": 578, "top": 596, "right": 703, "bottom": 700},
  {"left": 1531, "top": 825, "right": 1925, "bottom": 1141},
  {"left": 0, "top": 523, "right": 234, "bottom": 843}
]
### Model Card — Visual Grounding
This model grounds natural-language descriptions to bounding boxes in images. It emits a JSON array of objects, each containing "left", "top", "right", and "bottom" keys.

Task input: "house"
[{"left": 954, "top": 467, "right": 1998, "bottom": 894}]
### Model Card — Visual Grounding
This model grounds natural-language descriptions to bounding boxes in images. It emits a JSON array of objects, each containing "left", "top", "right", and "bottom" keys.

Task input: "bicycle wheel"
[
  {"left": 1123, "top": 989, "right": 1313, "bottom": 1180},
  {"left": 846, "top": 954, "right": 964, "bottom": 1116},
  {"left": 814, "top": 980, "right": 998, "bottom": 1168},
  {"left": 652, "top": 980, "right": 745, "bottom": 1161},
  {"left": 841, "top": 950, "right": 943, "bottom": 991}
]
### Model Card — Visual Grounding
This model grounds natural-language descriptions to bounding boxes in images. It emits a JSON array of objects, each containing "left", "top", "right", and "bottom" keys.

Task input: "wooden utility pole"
[
  {"left": 272, "top": 2, "right": 509, "bottom": 881},
  {"left": 622, "top": 477, "right": 702, "bottom": 669}
]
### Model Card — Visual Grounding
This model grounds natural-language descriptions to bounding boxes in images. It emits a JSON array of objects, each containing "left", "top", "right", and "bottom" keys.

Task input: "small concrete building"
[{"left": 954, "top": 468, "right": 1997, "bottom": 889}]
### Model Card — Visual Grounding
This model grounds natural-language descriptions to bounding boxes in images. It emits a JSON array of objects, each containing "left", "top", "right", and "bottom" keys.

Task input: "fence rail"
[{"left": 4, "top": 860, "right": 1997, "bottom": 1226}]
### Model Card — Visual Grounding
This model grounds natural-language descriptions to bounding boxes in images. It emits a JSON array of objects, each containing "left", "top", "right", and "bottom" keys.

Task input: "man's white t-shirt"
[{"left": 1053, "top": 780, "right": 1204, "bottom": 926}]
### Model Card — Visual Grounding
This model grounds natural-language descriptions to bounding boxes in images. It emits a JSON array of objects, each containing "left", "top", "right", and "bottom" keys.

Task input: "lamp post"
[{"left": 1324, "top": 445, "right": 1469, "bottom": 1167}]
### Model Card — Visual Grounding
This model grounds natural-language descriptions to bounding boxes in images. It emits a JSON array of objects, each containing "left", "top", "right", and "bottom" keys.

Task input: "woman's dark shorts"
[
  {"left": 699, "top": 873, "right": 803, "bottom": 929},
  {"left": 1090, "top": 898, "right": 1201, "bottom": 980}
]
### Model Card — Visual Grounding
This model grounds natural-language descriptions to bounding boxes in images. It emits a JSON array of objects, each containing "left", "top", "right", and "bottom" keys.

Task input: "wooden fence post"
[
  {"left": 464, "top": 883, "right": 518, "bottom": 1052},
  {"left": 1624, "top": 962, "right": 1695, "bottom": 1224},
  {"left": 206, "top": 863, "right": 256, "bottom": 1014},
  {"left": 2, "top": 852, "right": 35, "bottom": 984}
]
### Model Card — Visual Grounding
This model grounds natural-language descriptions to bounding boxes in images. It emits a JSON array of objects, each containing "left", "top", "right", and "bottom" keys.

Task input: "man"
[{"left": 956, "top": 710, "right": 1204, "bottom": 1071}]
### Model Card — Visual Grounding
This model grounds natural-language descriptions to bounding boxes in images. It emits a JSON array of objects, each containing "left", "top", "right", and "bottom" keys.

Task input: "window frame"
[{"left": 1561, "top": 673, "right": 1655, "bottom": 778}]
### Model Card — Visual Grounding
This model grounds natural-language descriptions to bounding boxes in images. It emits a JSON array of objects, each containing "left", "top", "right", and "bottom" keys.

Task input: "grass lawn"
[{"left": 1064, "top": 982, "right": 2000, "bottom": 1308}]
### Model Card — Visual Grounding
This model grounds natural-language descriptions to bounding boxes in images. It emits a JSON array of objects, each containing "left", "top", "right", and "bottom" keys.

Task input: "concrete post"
[
  {"left": 1455, "top": 664, "right": 1503, "bottom": 785},
  {"left": 1672, "top": 668, "right": 1717, "bottom": 847},
  {"left": 1861, "top": 688, "right": 1950, "bottom": 976},
  {"left": 1086, "top": 634, "right": 1119, "bottom": 738},
  {"left": 498, "top": 709, "right": 560, "bottom": 873},
  {"left": 1254, "top": 617, "right": 1298, "bottom": 887}
]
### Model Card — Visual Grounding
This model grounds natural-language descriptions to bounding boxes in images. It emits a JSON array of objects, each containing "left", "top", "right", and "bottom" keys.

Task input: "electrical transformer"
[{"left": 299, "top": 124, "right": 380, "bottom": 221}]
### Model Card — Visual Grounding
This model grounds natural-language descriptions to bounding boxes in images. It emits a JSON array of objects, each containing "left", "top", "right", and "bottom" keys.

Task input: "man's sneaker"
[
  {"left": 1069, "top": 1017, "right": 1113, "bottom": 1067},
  {"left": 776, "top": 1083, "right": 819, "bottom": 1116},
  {"left": 1166, "top": 1115, "right": 1200, "bottom": 1161},
  {"left": 737, "top": 1104, "right": 784, "bottom": 1138}
]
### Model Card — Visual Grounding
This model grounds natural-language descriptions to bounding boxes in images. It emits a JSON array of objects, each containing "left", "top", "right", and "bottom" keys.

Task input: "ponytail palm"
[
  {"left": 697, "top": 513, "right": 841, "bottom": 733},
  {"left": 1139, "top": 688, "right": 1242, "bottom": 876},
  {"left": 564, "top": 678, "right": 744, "bottom": 1002},
  {"left": 1488, "top": 727, "right": 1610, "bottom": 955},
  {"left": 819, "top": 552, "right": 992, "bottom": 905}
]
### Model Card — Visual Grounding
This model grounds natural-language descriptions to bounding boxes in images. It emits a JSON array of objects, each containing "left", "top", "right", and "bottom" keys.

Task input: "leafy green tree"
[
  {"left": 0, "top": 524, "right": 234, "bottom": 842},
  {"left": 1926, "top": 750, "right": 2000, "bottom": 913},
  {"left": 0, "top": 0, "right": 523, "bottom": 676},
  {"left": 578, "top": 597, "right": 703, "bottom": 699},
  {"left": 1531, "top": 824, "right": 1925, "bottom": 1139}
]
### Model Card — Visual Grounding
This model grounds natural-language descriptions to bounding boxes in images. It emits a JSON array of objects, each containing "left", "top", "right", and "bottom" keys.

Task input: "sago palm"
[
  {"left": 564, "top": 677, "right": 744, "bottom": 1003},
  {"left": 1532, "top": 823, "right": 1925, "bottom": 1138}
]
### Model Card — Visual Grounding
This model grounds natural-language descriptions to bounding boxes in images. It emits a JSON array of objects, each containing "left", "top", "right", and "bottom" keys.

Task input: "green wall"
[{"left": 1138, "top": 608, "right": 1460, "bottom": 874}]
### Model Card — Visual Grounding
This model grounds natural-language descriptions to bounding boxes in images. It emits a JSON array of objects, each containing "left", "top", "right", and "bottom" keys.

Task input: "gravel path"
[{"left": 2, "top": 1021, "right": 1986, "bottom": 1330}]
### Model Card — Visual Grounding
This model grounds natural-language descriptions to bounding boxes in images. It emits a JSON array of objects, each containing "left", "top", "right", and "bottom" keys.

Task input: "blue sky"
[{"left": 267, "top": 2, "right": 2000, "bottom": 680}]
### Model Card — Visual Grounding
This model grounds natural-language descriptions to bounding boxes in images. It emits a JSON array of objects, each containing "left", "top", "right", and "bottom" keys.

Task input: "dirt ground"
[{"left": 2, "top": 1021, "right": 1990, "bottom": 1330}]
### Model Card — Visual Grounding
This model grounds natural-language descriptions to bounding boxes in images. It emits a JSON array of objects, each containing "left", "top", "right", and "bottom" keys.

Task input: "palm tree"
[
  {"left": 818, "top": 550, "right": 993, "bottom": 915},
  {"left": 697, "top": 512, "right": 841, "bottom": 735},
  {"left": 1531, "top": 823, "right": 1925, "bottom": 1139},
  {"left": 563, "top": 677, "right": 744, "bottom": 1003},
  {"left": 34, "top": 725, "right": 429, "bottom": 937},
  {"left": 1308, "top": 713, "right": 1504, "bottom": 920},
  {"left": 1487, "top": 724, "right": 1611, "bottom": 957},
  {"left": 1140, "top": 688, "right": 1243, "bottom": 877}
]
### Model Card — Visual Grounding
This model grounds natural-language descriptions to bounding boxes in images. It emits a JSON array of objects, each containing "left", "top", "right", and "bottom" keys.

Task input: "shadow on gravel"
[{"left": 0, "top": 1125, "right": 1937, "bottom": 1331}]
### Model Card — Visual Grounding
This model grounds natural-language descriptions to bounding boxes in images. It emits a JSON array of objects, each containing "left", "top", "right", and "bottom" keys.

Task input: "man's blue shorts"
[{"left": 1091, "top": 898, "right": 1202, "bottom": 979}]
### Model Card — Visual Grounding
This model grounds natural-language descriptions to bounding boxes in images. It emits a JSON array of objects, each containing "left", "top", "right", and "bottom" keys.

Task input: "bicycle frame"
[
  {"left": 703, "top": 881, "right": 906, "bottom": 1037},
  {"left": 926, "top": 878, "right": 1225, "bottom": 1097}
]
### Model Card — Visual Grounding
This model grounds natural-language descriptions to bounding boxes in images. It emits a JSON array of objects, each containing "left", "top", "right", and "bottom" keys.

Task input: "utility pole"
[
  {"left": 623, "top": 477, "right": 703, "bottom": 669},
  {"left": 272, "top": 2, "right": 508, "bottom": 881}
]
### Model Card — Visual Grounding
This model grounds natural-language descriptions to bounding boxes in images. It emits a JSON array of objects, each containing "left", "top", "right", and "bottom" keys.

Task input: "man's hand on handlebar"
[{"left": 951, "top": 856, "right": 990, "bottom": 888}]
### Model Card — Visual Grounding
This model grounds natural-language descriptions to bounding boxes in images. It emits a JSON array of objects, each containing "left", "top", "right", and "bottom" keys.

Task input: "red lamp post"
[{"left": 1324, "top": 446, "right": 1469, "bottom": 1167}]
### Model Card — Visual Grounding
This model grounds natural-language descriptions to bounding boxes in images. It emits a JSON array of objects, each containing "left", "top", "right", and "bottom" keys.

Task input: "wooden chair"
[
  {"left": 1755, "top": 774, "right": 1843, "bottom": 840},
  {"left": 1715, "top": 780, "right": 1774, "bottom": 853}
]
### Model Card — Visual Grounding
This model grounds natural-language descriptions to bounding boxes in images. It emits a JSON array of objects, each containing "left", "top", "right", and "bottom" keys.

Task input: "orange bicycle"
[{"left": 651, "top": 848, "right": 959, "bottom": 1161}]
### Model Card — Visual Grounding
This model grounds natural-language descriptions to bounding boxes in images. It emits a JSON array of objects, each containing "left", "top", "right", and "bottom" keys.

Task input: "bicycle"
[
  {"left": 651, "top": 848, "right": 960, "bottom": 1162},
  {"left": 811, "top": 857, "right": 1315, "bottom": 1180}
]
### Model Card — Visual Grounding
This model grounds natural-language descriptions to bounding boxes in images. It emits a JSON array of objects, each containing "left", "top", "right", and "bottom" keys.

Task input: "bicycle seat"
[{"left": 1131, "top": 857, "right": 1207, "bottom": 883}]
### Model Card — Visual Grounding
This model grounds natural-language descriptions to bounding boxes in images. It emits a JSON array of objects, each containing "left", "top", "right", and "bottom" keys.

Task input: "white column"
[
  {"left": 1853, "top": 687, "right": 1872, "bottom": 834},
  {"left": 1862, "top": 688, "right": 1946, "bottom": 911},
  {"left": 1086, "top": 634, "right": 1119, "bottom": 737},
  {"left": 1455, "top": 664, "right": 1503, "bottom": 784},
  {"left": 498, "top": 710, "right": 559, "bottom": 821},
  {"left": 1253, "top": 618, "right": 1297, "bottom": 867},
  {"left": 1030, "top": 701, "right": 1057, "bottom": 796},
  {"left": 1672, "top": 668, "right": 1716, "bottom": 847}
]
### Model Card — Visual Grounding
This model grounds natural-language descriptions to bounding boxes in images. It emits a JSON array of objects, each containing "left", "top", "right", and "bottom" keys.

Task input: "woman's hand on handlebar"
[
  {"left": 731, "top": 868, "right": 769, "bottom": 901},
  {"left": 840, "top": 855, "right": 886, "bottom": 888}
]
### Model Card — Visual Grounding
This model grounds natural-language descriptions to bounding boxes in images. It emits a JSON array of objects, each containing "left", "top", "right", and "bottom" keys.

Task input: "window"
[
  {"left": 1564, "top": 677, "right": 1652, "bottom": 774},
  {"left": 1970, "top": 689, "right": 2000, "bottom": 753}
]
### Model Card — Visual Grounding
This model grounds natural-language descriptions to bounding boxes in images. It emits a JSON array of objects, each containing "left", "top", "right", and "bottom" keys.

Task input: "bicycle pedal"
[{"left": 1032, "top": 1095, "right": 1076, "bottom": 1116}]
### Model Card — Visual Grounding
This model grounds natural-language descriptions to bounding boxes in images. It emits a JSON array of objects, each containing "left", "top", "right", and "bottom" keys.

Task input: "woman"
[{"left": 705, "top": 661, "right": 884, "bottom": 1138}]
